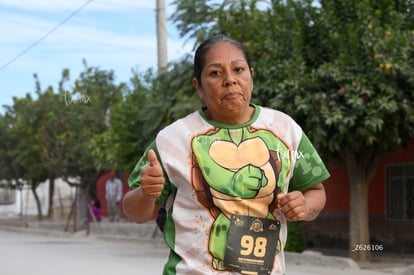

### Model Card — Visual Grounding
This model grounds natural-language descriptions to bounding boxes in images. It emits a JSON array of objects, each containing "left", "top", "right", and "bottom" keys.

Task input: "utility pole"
[{"left": 156, "top": 0, "right": 168, "bottom": 74}]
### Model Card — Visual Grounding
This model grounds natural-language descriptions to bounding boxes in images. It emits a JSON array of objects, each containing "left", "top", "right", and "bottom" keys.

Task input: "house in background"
[{"left": 306, "top": 140, "right": 414, "bottom": 254}]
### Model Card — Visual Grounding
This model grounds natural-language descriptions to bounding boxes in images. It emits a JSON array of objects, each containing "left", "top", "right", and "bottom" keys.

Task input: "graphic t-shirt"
[{"left": 128, "top": 104, "right": 330, "bottom": 275}]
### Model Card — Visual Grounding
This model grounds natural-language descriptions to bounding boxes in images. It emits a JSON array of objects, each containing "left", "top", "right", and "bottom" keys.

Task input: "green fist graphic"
[{"left": 231, "top": 165, "right": 268, "bottom": 198}]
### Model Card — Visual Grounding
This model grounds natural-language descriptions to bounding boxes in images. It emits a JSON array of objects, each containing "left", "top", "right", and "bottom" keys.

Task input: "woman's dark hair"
[{"left": 193, "top": 35, "right": 252, "bottom": 86}]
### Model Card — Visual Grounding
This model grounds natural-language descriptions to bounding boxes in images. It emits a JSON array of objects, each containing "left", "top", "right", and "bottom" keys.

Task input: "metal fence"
[{"left": 386, "top": 163, "right": 414, "bottom": 221}]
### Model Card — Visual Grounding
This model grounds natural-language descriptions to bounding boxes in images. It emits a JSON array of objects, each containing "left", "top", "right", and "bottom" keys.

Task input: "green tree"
[
  {"left": 5, "top": 93, "right": 49, "bottom": 219},
  {"left": 59, "top": 61, "right": 124, "bottom": 227},
  {"left": 92, "top": 56, "right": 199, "bottom": 172},
  {"left": 294, "top": 0, "right": 414, "bottom": 261},
  {"left": 0, "top": 112, "right": 22, "bottom": 185},
  {"left": 90, "top": 68, "right": 156, "bottom": 172},
  {"left": 0, "top": 61, "right": 124, "bottom": 224}
]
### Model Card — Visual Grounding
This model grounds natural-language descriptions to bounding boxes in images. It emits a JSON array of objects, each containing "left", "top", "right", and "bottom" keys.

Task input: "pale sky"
[{"left": 0, "top": 0, "right": 194, "bottom": 112}]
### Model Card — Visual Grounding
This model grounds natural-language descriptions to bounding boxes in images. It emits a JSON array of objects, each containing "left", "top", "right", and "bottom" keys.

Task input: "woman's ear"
[
  {"left": 251, "top": 68, "right": 254, "bottom": 90},
  {"left": 193, "top": 78, "right": 204, "bottom": 99}
]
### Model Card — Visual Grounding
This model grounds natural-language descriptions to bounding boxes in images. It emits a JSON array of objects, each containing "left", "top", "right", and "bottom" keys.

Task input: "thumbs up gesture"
[{"left": 140, "top": 149, "right": 165, "bottom": 199}]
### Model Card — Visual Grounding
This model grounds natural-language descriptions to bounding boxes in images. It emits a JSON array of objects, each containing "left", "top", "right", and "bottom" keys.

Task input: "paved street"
[
  {"left": 0, "top": 230, "right": 168, "bottom": 275},
  {"left": 1, "top": 228, "right": 411, "bottom": 275}
]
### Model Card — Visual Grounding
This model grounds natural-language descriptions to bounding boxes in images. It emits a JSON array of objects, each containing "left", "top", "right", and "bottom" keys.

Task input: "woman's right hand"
[{"left": 139, "top": 149, "right": 165, "bottom": 199}]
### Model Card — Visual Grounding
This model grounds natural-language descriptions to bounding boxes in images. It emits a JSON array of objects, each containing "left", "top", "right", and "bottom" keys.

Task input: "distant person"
[
  {"left": 89, "top": 199, "right": 101, "bottom": 222},
  {"left": 105, "top": 171, "right": 123, "bottom": 222}
]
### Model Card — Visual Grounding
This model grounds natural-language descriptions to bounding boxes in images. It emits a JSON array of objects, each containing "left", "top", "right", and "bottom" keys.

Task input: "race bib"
[{"left": 224, "top": 214, "right": 281, "bottom": 275}]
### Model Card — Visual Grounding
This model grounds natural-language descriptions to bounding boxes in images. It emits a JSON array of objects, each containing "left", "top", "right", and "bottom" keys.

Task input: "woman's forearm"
[
  {"left": 123, "top": 187, "right": 160, "bottom": 223},
  {"left": 302, "top": 183, "right": 326, "bottom": 221}
]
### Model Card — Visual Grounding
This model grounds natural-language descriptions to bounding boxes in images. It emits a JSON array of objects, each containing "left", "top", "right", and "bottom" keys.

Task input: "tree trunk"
[
  {"left": 348, "top": 170, "right": 370, "bottom": 261},
  {"left": 31, "top": 180, "right": 43, "bottom": 221},
  {"left": 48, "top": 178, "right": 55, "bottom": 217},
  {"left": 342, "top": 148, "right": 379, "bottom": 262}
]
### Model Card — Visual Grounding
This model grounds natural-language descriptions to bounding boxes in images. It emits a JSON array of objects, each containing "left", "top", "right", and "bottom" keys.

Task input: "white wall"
[{"left": 0, "top": 178, "right": 75, "bottom": 217}]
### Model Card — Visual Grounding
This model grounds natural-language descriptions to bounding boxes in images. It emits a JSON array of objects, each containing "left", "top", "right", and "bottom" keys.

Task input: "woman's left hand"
[
  {"left": 277, "top": 183, "right": 326, "bottom": 221},
  {"left": 277, "top": 191, "right": 308, "bottom": 221}
]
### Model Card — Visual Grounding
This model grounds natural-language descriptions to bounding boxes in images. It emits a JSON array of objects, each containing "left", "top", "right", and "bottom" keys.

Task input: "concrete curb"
[{"left": 286, "top": 250, "right": 359, "bottom": 269}]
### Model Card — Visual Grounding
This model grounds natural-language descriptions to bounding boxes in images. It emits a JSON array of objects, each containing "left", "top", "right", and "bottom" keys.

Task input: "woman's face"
[{"left": 193, "top": 42, "right": 254, "bottom": 124}]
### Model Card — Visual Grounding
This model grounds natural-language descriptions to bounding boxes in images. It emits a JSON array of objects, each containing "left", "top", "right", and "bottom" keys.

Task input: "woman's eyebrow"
[
  {"left": 206, "top": 62, "right": 221, "bottom": 68},
  {"left": 231, "top": 59, "right": 246, "bottom": 64},
  {"left": 206, "top": 59, "right": 246, "bottom": 68}
]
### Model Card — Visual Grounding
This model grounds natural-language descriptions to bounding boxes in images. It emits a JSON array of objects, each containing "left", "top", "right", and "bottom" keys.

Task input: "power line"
[{"left": 0, "top": 0, "right": 94, "bottom": 73}]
